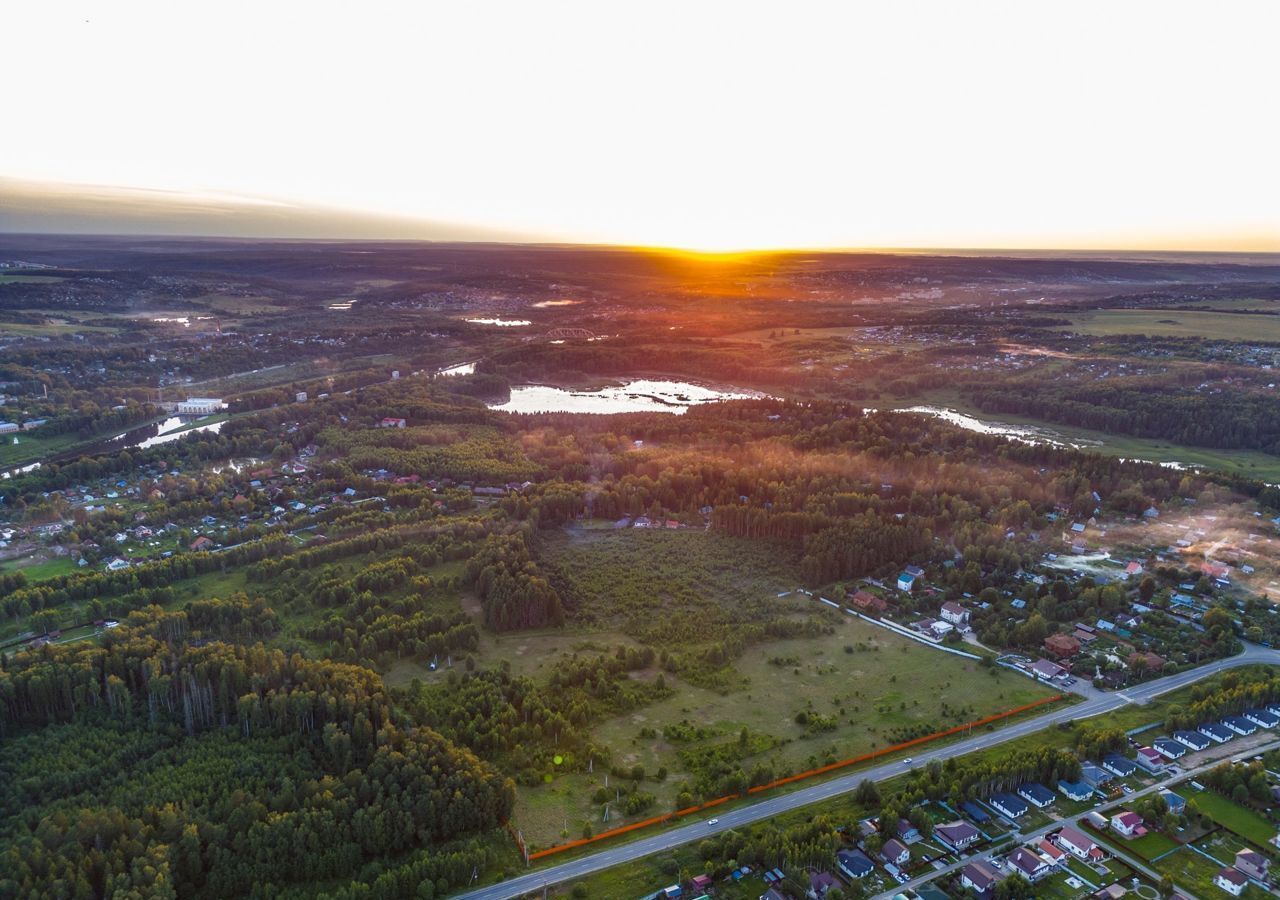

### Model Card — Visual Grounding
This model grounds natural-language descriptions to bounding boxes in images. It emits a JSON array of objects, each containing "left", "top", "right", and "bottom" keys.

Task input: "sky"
[{"left": 3, "top": 1, "right": 1279, "bottom": 252}]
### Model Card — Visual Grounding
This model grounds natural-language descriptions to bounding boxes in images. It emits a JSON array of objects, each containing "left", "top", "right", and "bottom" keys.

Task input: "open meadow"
[{"left": 1059, "top": 308, "right": 1280, "bottom": 342}]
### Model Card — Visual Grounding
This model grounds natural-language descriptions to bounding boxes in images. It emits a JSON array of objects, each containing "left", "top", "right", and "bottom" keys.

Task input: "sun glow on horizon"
[{"left": 2, "top": 1, "right": 1278, "bottom": 251}]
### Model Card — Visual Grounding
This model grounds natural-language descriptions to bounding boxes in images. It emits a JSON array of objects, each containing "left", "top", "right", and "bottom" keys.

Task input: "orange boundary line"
[{"left": 525, "top": 693, "right": 1065, "bottom": 861}]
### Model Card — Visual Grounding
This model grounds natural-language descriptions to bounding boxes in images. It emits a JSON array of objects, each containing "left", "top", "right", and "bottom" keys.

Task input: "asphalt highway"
[{"left": 453, "top": 644, "right": 1280, "bottom": 900}]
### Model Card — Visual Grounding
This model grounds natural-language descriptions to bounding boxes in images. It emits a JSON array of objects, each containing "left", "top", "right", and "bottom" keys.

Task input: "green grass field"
[
  {"left": 0, "top": 319, "right": 118, "bottom": 337},
  {"left": 1174, "top": 786, "right": 1277, "bottom": 845},
  {"left": 0, "top": 275, "right": 64, "bottom": 284},
  {"left": 1058, "top": 308, "right": 1280, "bottom": 342},
  {"left": 508, "top": 623, "right": 1053, "bottom": 844},
  {"left": 1153, "top": 846, "right": 1271, "bottom": 900},
  {"left": 0, "top": 554, "right": 79, "bottom": 581},
  {"left": 470, "top": 525, "right": 1063, "bottom": 846},
  {"left": 1122, "top": 830, "right": 1179, "bottom": 860}
]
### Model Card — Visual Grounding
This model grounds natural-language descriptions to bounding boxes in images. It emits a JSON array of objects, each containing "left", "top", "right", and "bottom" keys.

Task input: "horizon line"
[{"left": 2, "top": 229, "right": 1279, "bottom": 260}]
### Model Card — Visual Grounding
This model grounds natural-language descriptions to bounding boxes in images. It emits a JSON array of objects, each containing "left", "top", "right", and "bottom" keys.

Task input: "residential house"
[
  {"left": 1199, "top": 722, "right": 1234, "bottom": 744},
  {"left": 1037, "top": 840, "right": 1067, "bottom": 866},
  {"left": 881, "top": 838, "right": 910, "bottom": 867},
  {"left": 1245, "top": 708, "right": 1280, "bottom": 729},
  {"left": 1233, "top": 848, "right": 1268, "bottom": 882},
  {"left": 962, "top": 800, "right": 991, "bottom": 823},
  {"left": 1174, "top": 730, "right": 1211, "bottom": 751},
  {"left": 1214, "top": 867, "right": 1247, "bottom": 896},
  {"left": 940, "top": 601, "right": 970, "bottom": 627},
  {"left": 836, "top": 849, "right": 874, "bottom": 880},
  {"left": 379, "top": 417, "right": 407, "bottom": 428},
  {"left": 1017, "top": 783, "right": 1055, "bottom": 809},
  {"left": 1129, "top": 651, "right": 1166, "bottom": 672},
  {"left": 190, "top": 536, "right": 215, "bottom": 552},
  {"left": 960, "top": 860, "right": 1001, "bottom": 895},
  {"left": 1223, "top": 716, "right": 1257, "bottom": 737},
  {"left": 934, "top": 820, "right": 980, "bottom": 850},
  {"left": 929, "top": 619, "right": 954, "bottom": 639},
  {"left": 1055, "top": 825, "right": 1104, "bottom": 862},
  {"left": 990, "top": 792, "right": 1029, "bottom": 819},
  {"left": 1135, "top": 747, "right": 1166, "bottom": 774},
  {"left": 1044, "top": 633, "right": 1081, "bottom": 659},
  {"left": 1160, "top": 790, "right": 1186, "bottom": 814},
  {"left": 897, "top": 571, "right": 917, "bottom": 592},
  {"left": 1110, "top": 811, "right": 1145, "bottom": 838},
  {"left": 1154, "top": 738, "right": 1187, "bottom": 760},
  {"left": 850, "top": 590, "right": 887, "bottom": 614},
  {"left": 808, "top": 871, "right": 840, "bottom": 899},
  {"left": 897, "top": 819, "right": 922, "bottom": 842},
  {"left": 1058, "top": 780, "right": 1093, "bottom": 802},
  {"left": 1007, "top": 847, "right": 1050, "bottom": 882},
  {"left": 1102, "top": 754, "right": 1138, "bottom": 778},
  {"left": 1030, "top": 659, "right": 1066, "bottom": 681}
]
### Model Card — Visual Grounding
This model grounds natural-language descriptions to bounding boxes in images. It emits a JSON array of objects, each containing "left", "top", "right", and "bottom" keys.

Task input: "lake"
[{"left": 489, "top": 380, "right": 759, "bottom": 415}]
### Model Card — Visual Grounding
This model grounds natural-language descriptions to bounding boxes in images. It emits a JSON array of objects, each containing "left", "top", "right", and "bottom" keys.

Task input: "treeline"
[
  {"left": 1199, "top": 760, "right": 1274, "bottom": 807},
  {"left": 1164, "top": 667, "right": 1280, "bottom": 732},
  {"left": 970, "top": 379, "right": 1280, "bottom": 453},
  {"left": 895, "top": 747, "right": 1082, "bottom": 806},
  {"left": 1, "top": 534, "right": 294, "bottom": 622},
  {"left": 31, "top": 399, "right": 158, "bottom": 439}
]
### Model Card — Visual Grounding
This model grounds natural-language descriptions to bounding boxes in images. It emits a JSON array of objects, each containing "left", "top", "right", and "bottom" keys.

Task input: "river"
[{"left": 2, "top": 416, "right": 224, "bottom": 479}]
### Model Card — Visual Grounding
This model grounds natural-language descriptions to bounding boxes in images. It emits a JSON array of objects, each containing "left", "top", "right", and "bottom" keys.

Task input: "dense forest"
[{"left": 0, "top": 607, "right": 514, "bottom": 898}]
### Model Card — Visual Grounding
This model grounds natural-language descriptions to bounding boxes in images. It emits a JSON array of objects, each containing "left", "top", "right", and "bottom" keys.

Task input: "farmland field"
[{"left": 1058, "top": 308, "right": 1280, "bottom": 342}]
